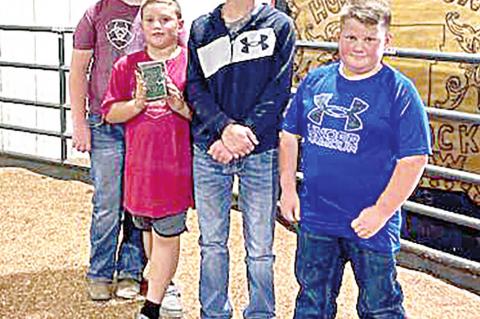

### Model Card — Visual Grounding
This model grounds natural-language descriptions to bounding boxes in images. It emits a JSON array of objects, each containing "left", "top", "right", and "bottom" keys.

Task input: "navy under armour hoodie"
[{"left": 186, "top": 3, "right": 296, "bottom": 153}]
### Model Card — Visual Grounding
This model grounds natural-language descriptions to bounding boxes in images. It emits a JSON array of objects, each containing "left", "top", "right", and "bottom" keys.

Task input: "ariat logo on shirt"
[
  {"left": 106, "top": 19, "right": 134, "bottom": 50},
  {"left": 308, "top": 93, "right": 369, "bottom": 132}
]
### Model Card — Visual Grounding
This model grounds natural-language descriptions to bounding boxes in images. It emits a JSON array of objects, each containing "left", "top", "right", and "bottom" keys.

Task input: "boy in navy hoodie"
[{"left": 186, "top": 1, "right": 296, "bottom": 318}]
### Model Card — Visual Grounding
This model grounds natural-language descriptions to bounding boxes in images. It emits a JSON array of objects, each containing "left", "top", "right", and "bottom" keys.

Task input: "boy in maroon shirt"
[{"left": 70, "top": 0, "right": 146, "bottom": 301}]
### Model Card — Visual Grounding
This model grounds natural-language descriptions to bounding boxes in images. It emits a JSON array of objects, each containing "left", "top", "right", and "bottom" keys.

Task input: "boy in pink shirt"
[{"left": 102, "top": 1, "right": 192, "bottom": 318}]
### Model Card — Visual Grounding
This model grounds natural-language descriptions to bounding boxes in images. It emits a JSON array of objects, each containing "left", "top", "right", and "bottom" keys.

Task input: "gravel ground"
[{"left": 0, "top": 167, "right": 479, "bottom": 319}]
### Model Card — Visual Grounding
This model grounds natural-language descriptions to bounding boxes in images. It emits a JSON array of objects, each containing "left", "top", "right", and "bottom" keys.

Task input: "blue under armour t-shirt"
[{"left": 282, "top": 62, "right": 432, "bottom": 253}]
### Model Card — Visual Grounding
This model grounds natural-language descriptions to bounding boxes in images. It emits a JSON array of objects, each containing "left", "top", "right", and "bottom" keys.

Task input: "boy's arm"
[
  {"left": 106, "top": 100, "right": 145, "bottom": 123},
  {"left": 351, "top": 154, "right": 428, "bottom": 238},
  {"left": 169, "top": 101, "right": 192, "bottom": 121},
  {"left": 279, "top": 130, "right": 301, "bottom": 223},
  {"left": 353, "top": 76, "right": 431, "bottom": 239},
  {"left": 166, "top": 79, "right": 192, "bottom": 121},
  {"left": 105, "top": 71, "right": 146, "bottom": 123},
  {"left": 186, "top": 33, "right": 234, "bottom": 135},
  {"left": 223, "top": 18, "right": 296, "bottom": 158},
  {"left": 69, "top": 49, "right": 93, "bottom": 152},
  {"left": 244, "top": 19, "right": 296, "bottom": 137},
  {"left": 186, "top": 30, "right": 255, "bottom": 156}
]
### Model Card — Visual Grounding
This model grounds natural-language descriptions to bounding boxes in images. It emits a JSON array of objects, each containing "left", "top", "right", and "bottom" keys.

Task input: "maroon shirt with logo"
[{"left": 73, "top": 0, "right": 140, "bottom": 115}]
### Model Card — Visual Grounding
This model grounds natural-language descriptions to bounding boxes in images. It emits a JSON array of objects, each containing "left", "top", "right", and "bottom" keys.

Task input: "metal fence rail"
[
  {"left": 0, "top": 123, "right": 66, "bottom": 138},
  {"left": 424, "top": 164, "right": 480, "bottom": 185},
  {"left": 398, "top": 240, "right": 480, "bottom": 295},
  {"left": 0, "top": 60, "right": 65, "bottom": 71},
  {"left": 0, "top": 24, "right": 74, "bottom": 33},
  {"left": 427, "top": 107, "right": 480, "bottom": 124},
  {"left": 0, "top": 96, "right": 66, "bottom": 110},
  {"left": 403, "top": 201, "right": 480, "bottom": 230},
  {"left": 296, "top": 40, "right": 480, "bottom": 64}
]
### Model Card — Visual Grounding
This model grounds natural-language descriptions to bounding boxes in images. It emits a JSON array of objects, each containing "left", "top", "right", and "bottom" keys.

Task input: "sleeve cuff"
[{"left": 215, "top": 116, "right": 236, "bottom": 136}]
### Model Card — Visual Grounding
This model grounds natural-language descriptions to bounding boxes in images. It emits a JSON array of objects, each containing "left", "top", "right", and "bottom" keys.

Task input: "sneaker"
[
  {"left": 160, "top": 284, "right": 183, "bottom": 318},
  {"left": 87, "top": 279, "right": 111, "bottom": 301},
  {"left": 116, "top": 278, "right": 141, "bottom": 300}
]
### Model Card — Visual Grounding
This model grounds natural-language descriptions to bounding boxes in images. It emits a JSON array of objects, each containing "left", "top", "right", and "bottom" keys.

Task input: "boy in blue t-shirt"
[{"left": 279, "top": 0, "right": 431, "bottom": 318}]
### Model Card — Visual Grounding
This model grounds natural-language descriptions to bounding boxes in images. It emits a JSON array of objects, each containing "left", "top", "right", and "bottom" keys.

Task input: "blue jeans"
[
  {"left": 294, "top": 230, "right": 405, "bottom": 319},
  {"left": 193, "top": 146, "right": 279, "bottom": 319},
  {"left": 87, "top": 114, "right": 145, "bottom": 283}
]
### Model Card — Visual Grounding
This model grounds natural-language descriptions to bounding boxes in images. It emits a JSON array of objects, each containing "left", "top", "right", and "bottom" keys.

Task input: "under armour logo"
[
  {"left": 308, "top": 93, "right": 369, "bottom": 132},
  {"left": 240, "top": 34, "right": 269, "bottom": 53},
  {"left": 106, "top": 19, "right": 134, "bottom": 50}
]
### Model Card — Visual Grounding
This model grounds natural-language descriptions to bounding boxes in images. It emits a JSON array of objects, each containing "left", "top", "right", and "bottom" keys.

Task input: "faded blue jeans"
[
  {"left": 193, "top": 146, "right": 279, "bottom": 319},
  {"left": 87, "top": 114, "right": 145, "bottom": 283},
  {"left": 294, "top": 230, "right": 405, "bottom": 319}
]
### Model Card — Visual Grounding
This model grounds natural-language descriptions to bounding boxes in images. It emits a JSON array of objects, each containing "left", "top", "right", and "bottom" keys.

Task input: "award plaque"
[{"left": 137, "top": 60, "right": 167, "bottom": 101}]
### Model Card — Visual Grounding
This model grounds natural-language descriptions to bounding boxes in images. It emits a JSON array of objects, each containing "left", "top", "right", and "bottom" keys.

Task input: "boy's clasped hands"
[{"left": 208, "top": 123, "right": 259, "bottom": 164}]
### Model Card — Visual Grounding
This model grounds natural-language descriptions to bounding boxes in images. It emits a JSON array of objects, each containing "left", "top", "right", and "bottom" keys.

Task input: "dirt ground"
[{"left": 0, "top": 167, "right": 479, "bottom": 319}]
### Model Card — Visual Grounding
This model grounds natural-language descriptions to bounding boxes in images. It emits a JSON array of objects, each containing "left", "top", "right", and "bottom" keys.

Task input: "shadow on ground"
[{"left": 0, "top": 154, "right": 91, "bottom": 184}]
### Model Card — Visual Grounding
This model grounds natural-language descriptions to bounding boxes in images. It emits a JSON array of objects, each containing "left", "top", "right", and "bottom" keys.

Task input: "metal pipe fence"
[
  {"left": 0, "top": 24, "right": 479, "bottom": 294},
  {"left": 0, "top": 25, "right": 478, "bottom": 199},
  {"left": 0, "top": 25, "right": 73, "bottom": 162},
  {"left": 0, "top": 26, "right": 479, "bottom": 163}
]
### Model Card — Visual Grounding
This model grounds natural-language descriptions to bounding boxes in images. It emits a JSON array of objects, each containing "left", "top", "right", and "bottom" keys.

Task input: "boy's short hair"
[
  {"left": 340, "top": 0, "right": 391, "bottom": 30},
  {"left": 140, "top": 0, "right": 182, "bottom": 19}
]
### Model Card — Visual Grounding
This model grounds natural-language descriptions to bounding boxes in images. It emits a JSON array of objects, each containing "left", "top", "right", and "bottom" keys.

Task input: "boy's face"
[
  {"left": 142, "top": 2, "right": 183, "bottom": 50},
  {"left": 338, "top": 18, "right": 391, "bottom": 76}
]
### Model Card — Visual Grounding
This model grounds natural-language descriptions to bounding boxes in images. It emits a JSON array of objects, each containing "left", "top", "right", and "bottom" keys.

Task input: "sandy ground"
[{"left": 0, "top": 167, "right": 479, "bottom": 319}]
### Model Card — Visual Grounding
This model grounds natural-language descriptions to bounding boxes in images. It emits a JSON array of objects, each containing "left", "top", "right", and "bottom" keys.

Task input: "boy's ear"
[
  {"left": 384, "top": 32, "right": 393, "bottom": 47},
  {"left": 178, "top": 18, "right": 184, "bottom": 30}
]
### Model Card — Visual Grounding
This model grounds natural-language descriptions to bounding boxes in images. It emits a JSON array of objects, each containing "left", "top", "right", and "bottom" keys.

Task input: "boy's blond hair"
[
  {"left": 340, "top": 0, "right": 391, "bottom": 30},
  {"left": 140, "top": 0, "right": 182, "bottom": 19}
]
